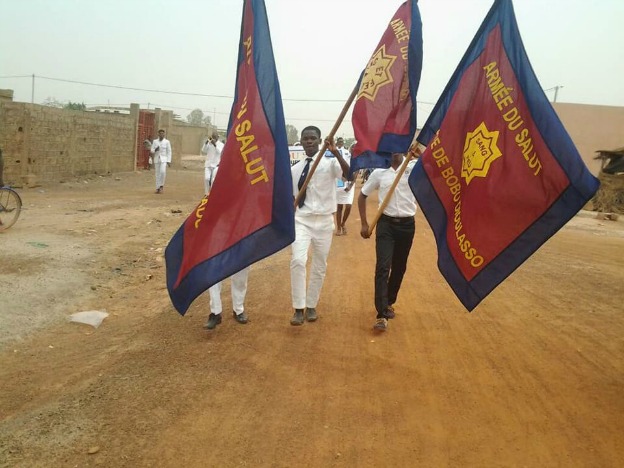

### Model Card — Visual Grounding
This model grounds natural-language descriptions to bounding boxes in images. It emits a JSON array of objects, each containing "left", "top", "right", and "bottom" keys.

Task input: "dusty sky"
[{"left": 1, "top": 0, "right": 622, "bottom": 139}]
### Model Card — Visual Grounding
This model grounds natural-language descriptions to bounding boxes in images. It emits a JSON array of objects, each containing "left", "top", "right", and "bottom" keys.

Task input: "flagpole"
[
  {"left": 293, "top": 83, "right": 360, "bottom": 209},
  {"left": 366, "top": 144, "right": 422, "bottom": 237}
]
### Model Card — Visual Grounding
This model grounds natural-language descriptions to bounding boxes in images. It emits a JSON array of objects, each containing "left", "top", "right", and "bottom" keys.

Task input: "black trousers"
[{"left": 374, "top": 216, "right": 415, "bottom": 318}]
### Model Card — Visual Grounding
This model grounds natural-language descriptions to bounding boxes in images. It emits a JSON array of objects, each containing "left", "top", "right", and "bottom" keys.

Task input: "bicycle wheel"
[{"left": 0, "top": 187, "right": 22, "bottom": 231}]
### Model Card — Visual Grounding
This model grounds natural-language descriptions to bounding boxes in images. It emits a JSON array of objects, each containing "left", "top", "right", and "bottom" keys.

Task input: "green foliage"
[{"left": 64, "top": 101, "right": 86, "bottom": 111}]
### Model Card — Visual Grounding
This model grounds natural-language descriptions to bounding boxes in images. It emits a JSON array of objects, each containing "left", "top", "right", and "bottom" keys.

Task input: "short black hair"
[
  {"left": 301, "top": 125, "right": 321, "bottom": 138},
  {"left": 158, "top": 129, "right": 165, "bottom": 133}
]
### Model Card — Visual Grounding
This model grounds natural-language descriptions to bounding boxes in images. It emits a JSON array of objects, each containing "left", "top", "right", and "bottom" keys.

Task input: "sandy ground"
[{"left": 0, "top": 159, "right": 623, "bottom": 467}]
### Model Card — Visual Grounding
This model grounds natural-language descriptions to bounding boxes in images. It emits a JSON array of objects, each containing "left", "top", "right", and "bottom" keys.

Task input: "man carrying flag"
[
  {"left": 358, "top": 151, "right": 418, "bottom": 331},
  {"left": 165, "top": 0, "right": 294, "bottom": 316},
  {"left": 409, "top": 0, "right": 599, "bottom": 311},
  {"left": 348, "top": 0, "right": 423, "bottom": 328}
]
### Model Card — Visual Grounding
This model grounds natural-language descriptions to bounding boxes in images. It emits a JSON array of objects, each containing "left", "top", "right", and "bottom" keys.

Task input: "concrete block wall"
[{"left": 0, "top": 101, "right": 136, "bottom": 185}]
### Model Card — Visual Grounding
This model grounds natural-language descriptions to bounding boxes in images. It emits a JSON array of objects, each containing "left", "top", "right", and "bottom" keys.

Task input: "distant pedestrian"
[
  {"left": 150, "top": 129, "right": 172, "bottom": 194},
  {"left": 289, "top": 126, "right": 349, "bottom": 326},
  {"left": 202, "top": 131, "right": 223, "bottom": 194},
  {"left": 143, "top": 139, "right": 153, "bottom": 170},
  {"left": 335, "top": 139, "right": 355, "bottom": 236},
  {"left": 358, "top": 152, "right": 417, "bottom": 332}
]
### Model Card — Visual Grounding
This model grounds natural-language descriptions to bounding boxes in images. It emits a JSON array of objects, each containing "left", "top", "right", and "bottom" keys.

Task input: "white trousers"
[
  {"left": 204, "top": 166, "right": 217, "bottom": 194},
  {"left": 290, "top": 214, "right": 335, "bottom": 309},
  {"left": 155, "top": 161, "right": 167, "bottom": 189},
  {"left": 208, "top": 267, "right": 250, "bottom": 315}
]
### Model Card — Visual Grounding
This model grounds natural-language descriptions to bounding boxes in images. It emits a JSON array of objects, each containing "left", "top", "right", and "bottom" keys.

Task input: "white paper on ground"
[{"left": 69, "top": 310, "right": 109, "bottom": 328}]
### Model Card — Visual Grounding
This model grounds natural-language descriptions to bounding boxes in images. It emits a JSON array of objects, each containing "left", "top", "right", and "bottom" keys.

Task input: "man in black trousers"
[{"left": 358, "top": 152, "right": 418, "bottom": 331}]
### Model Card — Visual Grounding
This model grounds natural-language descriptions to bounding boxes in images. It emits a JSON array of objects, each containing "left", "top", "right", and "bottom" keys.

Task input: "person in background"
[
  {"left": 150, "top": 129, "right": 172, "bottom": 194},
  {"left": 289, "top": 126, "right": 349, "bottom": 326},
  {"left": 335, "top": 139, "right": 355, "bottom": 236},
  {"left": 202, "top": 131, "right": 223, "bottom": 194},
  {"left": 358, "top": 152, "right": 417, "bottom": 332}
]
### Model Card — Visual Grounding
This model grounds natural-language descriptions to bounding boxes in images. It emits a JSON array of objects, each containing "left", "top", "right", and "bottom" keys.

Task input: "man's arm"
[
  {"left": 358, "top": 192, "right": 371, "bottom": 239},
  {"left": 325, "top": 137, "right": 349, "bottom": 178}
]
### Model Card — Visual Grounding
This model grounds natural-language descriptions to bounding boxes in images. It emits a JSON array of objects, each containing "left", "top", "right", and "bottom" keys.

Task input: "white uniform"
[
  {"left": 203, "top": 139, "right": 224, "bottom": 193},
  {"left": 150, "top": 137, "right": 172, "bottom": 190},
  {"left": 290, "top": 153, "right": 344, "bottom": 309},
  {"left": 335, "top": 147, "right": 354, "bottom": 205},
  {"left": 208, "top": 267, "right": 250, "bottom": 316}
]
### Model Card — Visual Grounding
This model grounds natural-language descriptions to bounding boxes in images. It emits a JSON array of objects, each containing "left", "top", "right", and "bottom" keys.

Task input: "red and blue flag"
[
  {"left": 165, "top": 0, "right": 295, "bottom": 315},
  {"left": 409, "top": 0, "right": 599, "bottom": 311},
  {"left": 349, "top": 0, "right": 423, "bottom": 176}
]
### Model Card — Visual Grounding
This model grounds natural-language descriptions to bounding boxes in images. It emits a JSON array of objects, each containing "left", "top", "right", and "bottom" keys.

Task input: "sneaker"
[
  {"left": 233, "top": 310, "right": 248, "bottom": 324},
  {"left": 290, "top": 309, "right": 304, "bottom": 326},
  {"left": 305, "top": 307, "right": 317, "bottom": 322},
  {"left": 373, "top": 317, "right": 388, "bottom": 331},
  {"left": 383, "top": 306, "right": 395, "bottom": 320},
  {"left": 203, "top": 313, "right": 222, "bottom": 330}
]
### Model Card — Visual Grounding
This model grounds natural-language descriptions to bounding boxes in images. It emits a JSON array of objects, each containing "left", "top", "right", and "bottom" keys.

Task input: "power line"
[{"left": 0, "top": 74, "right": 439, "bottom": 105}]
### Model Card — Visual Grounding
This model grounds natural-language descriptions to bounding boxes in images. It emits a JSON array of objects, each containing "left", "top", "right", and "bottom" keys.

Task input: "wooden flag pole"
[
  {"left": 366, "top": 144, "right": 422, "bottom": 237},
  {"left": 293, "top": 83, "right": 360, "bottom": 209}
]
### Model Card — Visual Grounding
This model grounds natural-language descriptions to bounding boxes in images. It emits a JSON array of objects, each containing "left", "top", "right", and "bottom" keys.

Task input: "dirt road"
[{"left": 1, "top": 162, "right": 623, "bottom": 467}]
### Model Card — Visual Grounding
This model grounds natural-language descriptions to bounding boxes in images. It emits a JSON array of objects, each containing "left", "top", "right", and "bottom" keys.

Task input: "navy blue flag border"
[
  {"left": 165, "top": 0, "right": 295, "bottom": 315},
  {"left": 409, "top": 0, "right": 599, "bottom": 311},
  {"left": 349, "top": 0, "right": 423, "bottom": 177}
]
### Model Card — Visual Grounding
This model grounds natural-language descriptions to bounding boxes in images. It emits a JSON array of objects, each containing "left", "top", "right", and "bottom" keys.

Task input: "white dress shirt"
[
  {"left": 150, "top": 138, "right": 172, "bottom": 164},
  {"left": 203, "top": 141, "right": 222, "bottom": 168},
  {"left": 361, "top": 160, "right": 417, "bottom": 217},
  {"left": 292, "top": 152, "right": 344, "bottom": 216}
]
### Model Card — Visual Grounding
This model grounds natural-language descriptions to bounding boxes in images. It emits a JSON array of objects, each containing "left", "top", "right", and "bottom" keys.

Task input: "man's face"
[
  {"left": 301, "top": 130, "right": 320, "bottom": 156},
  {"left": 158, "top": 131, "right": 165, "bottom": 140},
  {"left": 336, "top": 138, "right": 344, "bottom": 148}
]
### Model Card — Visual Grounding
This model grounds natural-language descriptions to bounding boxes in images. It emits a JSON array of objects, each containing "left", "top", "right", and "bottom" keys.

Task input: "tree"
[
  {"left": 286, "top": 124, "right": 298, "bottom": 145},
  {"left": 42, "top": 97, "right": 64, "bottom": 108},
  {"left": 64, "top": 101, "right": 86, "bottom": 111},
  {"left": 202, "top": 115, "right": 212, "bottom": 126},
  {"left": 186, "top": 108, "right": 205, "bottom": 126}
]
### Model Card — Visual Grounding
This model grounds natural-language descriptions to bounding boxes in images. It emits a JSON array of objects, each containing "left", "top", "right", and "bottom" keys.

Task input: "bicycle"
[{"left": 0, "top": 186, "right": 22, "bottom": 231}]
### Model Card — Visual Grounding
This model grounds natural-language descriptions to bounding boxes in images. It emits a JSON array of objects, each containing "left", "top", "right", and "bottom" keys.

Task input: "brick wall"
[{"left": 0, "top": 102, "right": 136, "bottom": 185}]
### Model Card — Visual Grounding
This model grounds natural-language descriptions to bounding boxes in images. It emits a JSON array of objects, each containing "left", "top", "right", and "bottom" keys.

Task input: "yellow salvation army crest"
[
  {"left": 358, "top": 45, "right": 397, "bottom": 101},
  {"left": 461, "top": 122, "right": 502, "bottom": 185}
]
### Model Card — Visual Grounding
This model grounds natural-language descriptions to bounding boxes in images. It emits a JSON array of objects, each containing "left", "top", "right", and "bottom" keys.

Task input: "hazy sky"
[{"left": 1, "top": 0, "right": 623, "bottom": 139}]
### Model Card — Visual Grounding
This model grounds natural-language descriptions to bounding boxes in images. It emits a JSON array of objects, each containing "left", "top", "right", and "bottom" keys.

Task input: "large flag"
[
  {"left": 165, "top": 0, "right": 295, "bottom": 315},
  {"left": 349, "top": 0, "right": 423, "bottom": 176},
  {"left": 409, "top": 0, "right": 599, "bottom": 311}
]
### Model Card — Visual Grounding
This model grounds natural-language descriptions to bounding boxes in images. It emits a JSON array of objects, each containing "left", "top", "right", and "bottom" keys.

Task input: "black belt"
[{"left": 380, "top": 214, "right": 414, "bottom": 224}]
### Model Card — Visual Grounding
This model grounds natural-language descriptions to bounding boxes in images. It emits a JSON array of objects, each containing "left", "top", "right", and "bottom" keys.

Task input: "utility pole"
[
  {"left": 31, "top": 74, "right": 35, "bottom": 103},
  {"left": 553, "top": 85, "right": 563, "bottom": 103}
]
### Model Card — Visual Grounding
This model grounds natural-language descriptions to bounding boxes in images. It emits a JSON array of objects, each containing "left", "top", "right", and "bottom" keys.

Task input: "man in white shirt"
[
  {"left": 290, "top": 126, "right": 349, "bottom": 326},
  {"left": 202, "top": 131, "right": 224, "bottom": 194},
  {"left": 150, "top": 129, "right": 172, "bottom": 194},
  {"left": 358, "top": 152, "right": 417, "bottom": 331}
]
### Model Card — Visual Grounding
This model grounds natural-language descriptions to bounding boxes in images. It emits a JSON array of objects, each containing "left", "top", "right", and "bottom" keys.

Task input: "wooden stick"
[
  {"left": 293, "top": 83, "right": 360, "bottom": 209},
  {"left": 366, "top": 144, "right": 422, "bottom": 237}
]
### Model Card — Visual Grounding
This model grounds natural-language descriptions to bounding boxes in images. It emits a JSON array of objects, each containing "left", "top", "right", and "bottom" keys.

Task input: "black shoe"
[
  {"left": 203, "top": 313, "right": 222, "bottom": 330},
  {"left": 305, "top": 307, "right": 317, "bottom": 322},
  {"left": 383, "top": 306, "right": 395, "bottom": 320},
  {"left": 290, "top": 309, "right": 304, "bottom": 326},
  {"left": 233, "top": 310, "right": 248, "bottom": 324}
]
